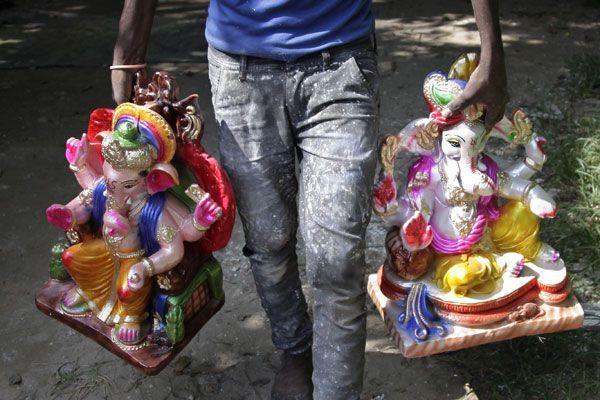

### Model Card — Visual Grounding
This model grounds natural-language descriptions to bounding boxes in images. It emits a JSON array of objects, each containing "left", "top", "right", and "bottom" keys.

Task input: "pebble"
[
  {"left": 174, "top": 355, "right": 192, "bottom": 375},
  {"left": 379, "top": 60, "right": 397, "bottom": 76},
  {"left": 9, "top": 373, "right": 22, "bottom": 385}
]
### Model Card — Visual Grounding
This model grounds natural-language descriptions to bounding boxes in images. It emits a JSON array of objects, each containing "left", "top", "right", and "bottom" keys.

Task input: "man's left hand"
[{"left": 445, "top": 55, "right": 508, "bottom": 131}]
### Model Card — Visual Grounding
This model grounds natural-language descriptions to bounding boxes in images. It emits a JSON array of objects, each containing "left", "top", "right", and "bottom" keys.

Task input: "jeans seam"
[
  {"left": 208, "top": 62, "right": 224, "bottom": 106},
  {"left": 348, "top": 56, "right": 380, "bottom": 98}
]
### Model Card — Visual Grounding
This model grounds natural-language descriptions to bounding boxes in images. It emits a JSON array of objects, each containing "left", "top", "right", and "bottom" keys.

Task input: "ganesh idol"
[
  {"left": 371, "top": 54, "right": 576, "bottom": 338},
  {"left": 45, "top": 102, "right": 223, "bottom": 347}
]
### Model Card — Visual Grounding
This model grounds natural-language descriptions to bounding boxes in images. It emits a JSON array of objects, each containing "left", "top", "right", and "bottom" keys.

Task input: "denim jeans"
[{"left": 207, "top": 41, "right": 379, "bottom": 400}]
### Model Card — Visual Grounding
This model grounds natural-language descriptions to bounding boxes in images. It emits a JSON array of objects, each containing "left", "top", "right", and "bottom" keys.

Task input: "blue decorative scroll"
[{"left": 397, "top": 283, "right": 447, "bottom": 342}]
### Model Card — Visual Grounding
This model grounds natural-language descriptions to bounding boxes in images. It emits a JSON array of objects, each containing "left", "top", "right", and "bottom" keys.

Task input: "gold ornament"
[
  {"left": 379, "top": 135, "right": 401, "bottom": 173},
  {"left": 142, "top": 257, "right": 155, "bottom": 277},
  {"left": 156, "top": 275, "right": 172, "bottom": 291},
  {"left": 510, "top": 109, "right": 534, "bottom": 145},
  {"left": 416, "top": 120, "right": 440, "bottom": 151},
  {"left": 101, "top": 135, "right": 155, "bottom": 172},
  {"left": 185, "top": 183, "right": 209, "bottom": 204},
  {"left": 66, "top": 229, "right": 81, "bottom": 245},
  {"left": 192, "top": 216, "right": 209, "bottom": 232},
  {"left": 157, "top": 224, "right": 177, "bottom": 244},
  {"left": 448, "top": 53, "right": 480, "bottom": 81},
  {"left": 78, "top": 188, "right": 94, "bottom": 207},
  {"left": 180, "top": 106, "right": 204, "bottom": 141}
]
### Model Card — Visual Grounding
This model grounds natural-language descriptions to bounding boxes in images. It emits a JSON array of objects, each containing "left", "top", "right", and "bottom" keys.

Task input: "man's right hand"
[
  {"left": 111, "top": 0, "right": 157, "bottom": 104},
  {"left": 111, "top": 69, "right": 135, "bottom": 104}
]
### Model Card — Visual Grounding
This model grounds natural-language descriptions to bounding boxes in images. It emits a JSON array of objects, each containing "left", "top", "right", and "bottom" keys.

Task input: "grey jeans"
[{"left": 208, "top": 41, "right": 379, "bottom": 400}]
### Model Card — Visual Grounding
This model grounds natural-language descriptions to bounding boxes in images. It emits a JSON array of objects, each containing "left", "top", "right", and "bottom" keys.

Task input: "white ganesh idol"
[{"left": 370, "top": 54, "right": 582, "bottom": 354}]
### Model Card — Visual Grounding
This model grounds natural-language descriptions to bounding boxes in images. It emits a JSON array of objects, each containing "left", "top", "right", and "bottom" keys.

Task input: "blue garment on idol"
[
  {"left": 90, "top": 179, "right": 165, "bottom": 257},
  {"left": 205, "top": 0, "right": 374, "bottom": 61}
]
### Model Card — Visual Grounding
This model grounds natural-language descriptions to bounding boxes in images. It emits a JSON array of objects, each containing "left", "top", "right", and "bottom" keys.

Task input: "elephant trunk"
[{"left": 457, "top": 156, "right": 494, "bottom": 197}]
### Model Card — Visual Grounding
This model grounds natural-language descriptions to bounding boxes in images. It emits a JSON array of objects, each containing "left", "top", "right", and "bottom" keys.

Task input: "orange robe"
[{"left": 62, "top": 238, "right": 151, "bottom": 324}]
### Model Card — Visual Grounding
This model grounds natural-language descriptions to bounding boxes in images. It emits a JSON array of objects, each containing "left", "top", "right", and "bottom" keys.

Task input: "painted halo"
[{"left": 111, "top": 103, "right": 177, "bottom": 164}]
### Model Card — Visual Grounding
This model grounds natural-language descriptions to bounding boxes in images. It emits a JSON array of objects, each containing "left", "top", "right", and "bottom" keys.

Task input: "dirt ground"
[{"left": 0, "top": 1, "right": 598, "bottom": 399}]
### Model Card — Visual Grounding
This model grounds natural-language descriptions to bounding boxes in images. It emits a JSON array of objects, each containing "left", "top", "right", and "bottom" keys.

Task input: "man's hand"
[
  {"left": 111, "top": 70, "right": 135, "bottom": 104},
  {"left": 111, "top": 0, "right": 157, "bottom": 104},
  {"left": 445, "top": 0, "right": 508, "bottom": 131},
  {"left": 445, "top": 57, "right": 508, "bottom": 131}
]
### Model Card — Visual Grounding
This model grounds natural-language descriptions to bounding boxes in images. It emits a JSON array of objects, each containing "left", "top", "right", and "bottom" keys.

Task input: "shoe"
[{"left": 271, "top": 348, "right": 313, "bottom": 400}]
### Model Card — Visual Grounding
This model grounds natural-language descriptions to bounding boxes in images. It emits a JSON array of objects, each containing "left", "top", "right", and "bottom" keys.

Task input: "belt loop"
[
  {"left": 371, "top": 33, "right": 378, "bottom": 55},
  {"left": 321, "top": 49, "right": 331, "bottom": 71},
  {"left": 239, "top": 55, "right": 247, "bottom": 82}
]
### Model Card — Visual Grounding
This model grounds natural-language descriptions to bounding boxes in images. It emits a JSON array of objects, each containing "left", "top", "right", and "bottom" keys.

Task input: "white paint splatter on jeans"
[{"left": 208, "top": 43, "right": 380, "bottom": 400}]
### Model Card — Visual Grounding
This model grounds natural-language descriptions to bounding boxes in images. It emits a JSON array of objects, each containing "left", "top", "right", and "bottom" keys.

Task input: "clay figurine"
[
  {"left": 37, "top": 72, "right": 236, "bottom": 374},
  {"left": 369, "top": 54, "right": 583, "bottom": 354}
]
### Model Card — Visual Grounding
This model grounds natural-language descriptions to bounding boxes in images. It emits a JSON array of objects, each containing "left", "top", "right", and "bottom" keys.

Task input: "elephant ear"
[{"left": 146, "top": 163, "right": 180, "bottom": 195}]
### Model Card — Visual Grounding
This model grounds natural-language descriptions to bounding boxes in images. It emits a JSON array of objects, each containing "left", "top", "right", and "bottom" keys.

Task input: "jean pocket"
[
  {"left": 348, "top": 55, "right": 380, "bottom": 98},
  {"left": 208, "top": 61, "right": 224, "bottom": 105}
]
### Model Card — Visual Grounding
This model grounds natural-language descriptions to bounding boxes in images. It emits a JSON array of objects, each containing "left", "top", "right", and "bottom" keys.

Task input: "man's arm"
[
  {"left": 111, "top": 0, "right": 158, "bottom": 104},
  {"left": 445, "top": 0, "right": 508, "bottom": 131}
]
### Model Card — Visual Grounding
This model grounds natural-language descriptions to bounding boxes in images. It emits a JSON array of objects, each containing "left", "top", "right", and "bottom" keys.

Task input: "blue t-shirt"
[{"left": 205, "top": 0, "right": 374, "bottom": 61}]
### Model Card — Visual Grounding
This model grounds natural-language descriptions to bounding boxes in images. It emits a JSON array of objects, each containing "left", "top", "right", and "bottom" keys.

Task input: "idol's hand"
[
  {"left": 127, "top": 262, "right": 146, "bottom": 292},
  {"left": 401, "top": 211, "right": 433, "bottom": 251},
  {"left": 193, "top": 194, "right": 222, "bottom": 229},
  {"left": 445, "top": 55, "right": 508, "bottom": 131},
  {"left": 46, "top": 204, "right": 74, "bottom": 230},
  {"left": 525, "top": 136, "right": 547, "bottom": 166},
  {"left": 527, "top": 187, "right": 557, "bottom": 219},
  {"left": 373, "top": 174, "right": 398, "bottom": 215},
  {"left": 65, "top": 133, "right": 89, "bottom": 168}
]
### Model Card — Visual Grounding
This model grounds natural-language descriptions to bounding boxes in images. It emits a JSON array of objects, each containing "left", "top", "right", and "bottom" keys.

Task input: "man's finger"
[
  {"left": 444, "top": 92, "right": 472, "bottom": 117},
  {"left": 484, "top": 105, "right": 504, "bottom": 131}
]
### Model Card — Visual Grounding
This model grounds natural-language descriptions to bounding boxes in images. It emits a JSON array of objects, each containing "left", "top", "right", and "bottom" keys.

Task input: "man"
[{"left": 111, "top": 1, "right": 507, "bottom": 399}]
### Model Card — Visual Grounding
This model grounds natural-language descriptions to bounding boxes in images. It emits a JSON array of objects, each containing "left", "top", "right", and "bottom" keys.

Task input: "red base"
[{"left": 35, "top": 279, "right": 223, "bottom": 375}]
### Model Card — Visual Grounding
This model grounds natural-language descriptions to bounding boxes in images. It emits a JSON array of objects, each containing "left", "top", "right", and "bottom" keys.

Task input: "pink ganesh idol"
[{"left": 38, "top": 72, "right": 235, "bottom": 373}]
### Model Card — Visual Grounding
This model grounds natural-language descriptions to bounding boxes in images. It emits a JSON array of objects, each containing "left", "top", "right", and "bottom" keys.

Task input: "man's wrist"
[
  {"left": 112, "top": 44, "right": 146, "bottom": 66},
  {"left": 480, "top": 43, "right": 504, "bottom": 64}
]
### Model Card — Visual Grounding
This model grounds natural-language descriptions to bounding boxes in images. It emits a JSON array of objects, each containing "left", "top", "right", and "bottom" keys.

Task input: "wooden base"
[
  {"left": 367, "top": 273, "right": 584, "bottom": 358},
  {"left": 35, "top": 279, "right": 223, "bottom": 375}
]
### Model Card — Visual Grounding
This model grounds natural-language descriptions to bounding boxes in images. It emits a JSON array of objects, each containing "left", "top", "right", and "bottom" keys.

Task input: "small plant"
[
  {"left": 49, "top": 242, "right": 70, "bottom": 281},
  {"left": 165, "top": 305, "right": 184, "bottom": 344}
]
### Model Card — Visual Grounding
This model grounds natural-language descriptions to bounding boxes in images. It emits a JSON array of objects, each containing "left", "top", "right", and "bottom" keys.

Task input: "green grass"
[
  {"left": 444, "top": 53, "right": 600, "bottom": 400},
  {"left": 445, "top": 331, "right": 600, "bottom": 400},
  {"left": 540, "top": 52, "right": 600, "bottom": 302}
]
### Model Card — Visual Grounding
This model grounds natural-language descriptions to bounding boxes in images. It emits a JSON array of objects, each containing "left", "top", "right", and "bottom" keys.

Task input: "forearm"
[
  {"left": 148, "top": 238, "right": 185, "bottom": 275},
  {"left": 471, "top": 0, "right": 504, "bottom": 62},
  {"left": 380, "top": 197, "right": 413, "bottom": 226},
  {"left": 497, "top": 173, "right": 531, "bottom": 200},
  {"left": 72, "top": 167, "right": 100, "bottom": 189},
  {"left": 113, "top": 0, "right": 157, "bottom": 64},
  {"left": 179, "top": 216, "right": 208, "bottom": 242}
]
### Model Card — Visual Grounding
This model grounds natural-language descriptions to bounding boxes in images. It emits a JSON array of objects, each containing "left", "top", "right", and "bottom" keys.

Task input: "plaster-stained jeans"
[{"left": 208, "top": 42, "right": 379, "bottom": 400}]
